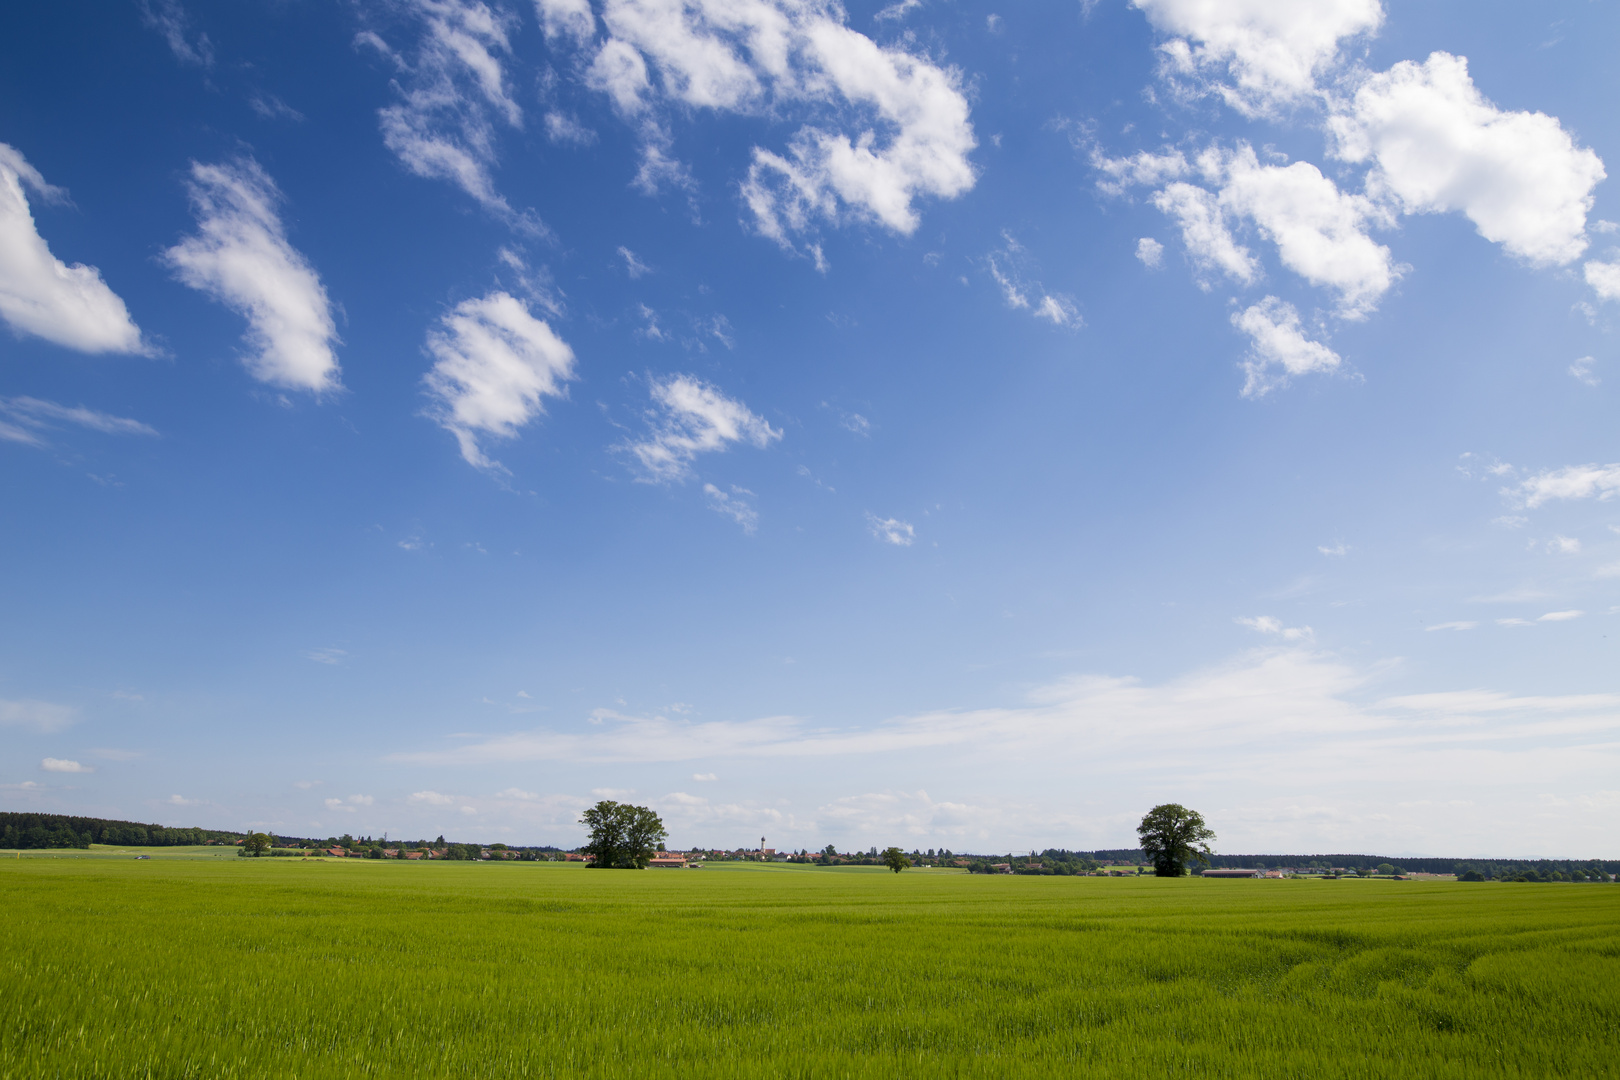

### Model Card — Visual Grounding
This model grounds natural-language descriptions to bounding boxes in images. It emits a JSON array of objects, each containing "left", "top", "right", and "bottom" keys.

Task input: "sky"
[{"left": 2, "top": 0, "right": 1618, "bottom": 858}]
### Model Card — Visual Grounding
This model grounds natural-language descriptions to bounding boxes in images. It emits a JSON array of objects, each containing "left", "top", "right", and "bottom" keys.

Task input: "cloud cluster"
[
  {"left": 41, "top": 757, "right": 92, "bottom": 773},
  {"left": 364, "top": 0, "right": 527, "bottom": 220},
  {"left": 423, "top": 290, "right": 576, "bottom": 470},
  {"left": 866, "top": 513, "right": 915, "bottom": 546},
  {"left": 626, "top": 374, "right": 780, "bottom": 482},
  {"left": 549, "top": 0, "right": 975, "bottom": 249},
  {"left": 164, "top": 158, "right": 341, "bottom": 393},
  {"left": 1132, "top": 0, "right": 1383, "bottom": 116},
  {"left": 0, "top": 144, "right": 147, "bottom": 355},
  {"left": 1100, "top": 5, "right": 1608, "bottom": 393}
]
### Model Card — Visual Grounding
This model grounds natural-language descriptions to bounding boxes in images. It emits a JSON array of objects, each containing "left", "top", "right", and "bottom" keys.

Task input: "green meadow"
[{"left": 2, "top": 859, "right": 1615, "bottom": 1079}]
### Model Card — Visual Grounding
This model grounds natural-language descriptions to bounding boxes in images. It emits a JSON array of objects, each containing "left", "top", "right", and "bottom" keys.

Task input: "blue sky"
[{"left": 3, "top": 0, "right": 1617, "bottom": 857}]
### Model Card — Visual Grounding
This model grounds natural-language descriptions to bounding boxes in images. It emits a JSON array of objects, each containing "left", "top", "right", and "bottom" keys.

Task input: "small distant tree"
[
  {"left": 580, "top": 800, "right": 667, "bottom": 869},
  {"left": 1137, "top": 804, "right": 1215, "bottom": 877},
  {"left": 241, "top": 832, "right": 273, "bottom": 857},
  {"left": 882, "top": 846, "right": 911, "bottom": 874}
]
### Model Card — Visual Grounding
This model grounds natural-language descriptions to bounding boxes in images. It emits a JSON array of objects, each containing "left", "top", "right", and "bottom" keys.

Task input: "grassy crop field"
[{"left": 2, "top": 860, "right": 1616, "bottom": 1079}]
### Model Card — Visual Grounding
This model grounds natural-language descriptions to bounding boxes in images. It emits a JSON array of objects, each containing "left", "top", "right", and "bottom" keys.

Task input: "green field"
[{"left": 2, "top": 860, "right": 1615, "bottom": 1078}]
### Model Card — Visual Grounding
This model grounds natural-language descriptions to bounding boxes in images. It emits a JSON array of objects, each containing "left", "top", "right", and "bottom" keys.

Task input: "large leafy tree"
[
  {"left": 1137, "top": 804, "right": 1215, "bottom": 877},
  {"left": 579, "top": 800, "right": 667, "bottom": 869},
  {"left": 882, "top": 846, "right": 911, "bottom": 874}
]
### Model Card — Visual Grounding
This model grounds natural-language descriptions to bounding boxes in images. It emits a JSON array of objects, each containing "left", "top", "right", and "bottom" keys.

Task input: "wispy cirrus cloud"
[
  {"left": 0, "top": 396, "right": 157, "bottom": 448},
  {"left": 164, "top": 158, "right": 341, "bottom": 394},
  {"left": 0, "top": 144, "right": 148, "bottom": 355}
]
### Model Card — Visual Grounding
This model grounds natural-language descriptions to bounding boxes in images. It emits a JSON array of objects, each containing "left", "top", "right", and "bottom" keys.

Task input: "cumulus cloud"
[
  {"left": 409, "top": 790, "right": 457, "bottom": 805},
  {"left": 1231, "top": 296, "right": 1341, "bottom": 397},
  {"left": 1587, "top": 260, "right": 1620, "bottom": 302},
  {"left": 0, "top": 396, "right": 157, "bottom": 448},
  {"left": 625, "top": 374, "right": 781, "bottom": 482},
  {"left": 1329, "top": 52, "right": 1606, "bottom": 267},
  {"left": 366, "top": 0, "right": 529, "bottom": 219},
  {"left": 704, "top": 483, "right": 759, "bottom": 533},
  {"left": 1151, "top": 182, "right": 1259, "bottom": 286},
  {"left": 1570, "top": 356, "right": 1599, "bottom": 387},
  {"left": 0, "top": 699, "right": 77, "bottom": 733},
  {"left": 1508, "top": 463, "right": 1620, "bottom": 508},
  {"left": 556, "top": 0, "right": 975, "bottom": 248},
  {"left": 1131, "top": 0, "right": 1384, "bottom": 115},
  {"left": 1212, "top": 144, "right": 1398, "bottom": 318},
  {"left": 866, "top": 513, "right": 915, "bottom": 546},
  {"left": 1135, "top": 237, "right": 1164, "bottom": 267},
  {"left": 1425, "top": 621, "right": 1476, "bottom": 632},
  {"left": 41, "top": 758, "right": 91, "bottom": 773},
  {"left": 166, "top": 794, "right": 197, "bottom": 806},
  {"left": 0, "top": 144, "right": 147, "bottom": 355},
  {"left": 423, "top": 291, "right": 576, "bottom": 470},
  {"left": 1539, "top": 610, "right": 1583, "bottom": 623},
  {"left": 164, "top": 158, "right": 341, "bottom": 393}
]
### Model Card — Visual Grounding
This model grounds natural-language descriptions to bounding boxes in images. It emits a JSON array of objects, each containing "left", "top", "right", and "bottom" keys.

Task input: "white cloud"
[
  {"left": 1329, "top": 52, "right": 1606, "bottom": 267},
  {"left": 1132, "top": 0, "right": 1384, "bottom": 115},
  {"left": 422, "top": 291, "right": 576, "bottom": 470},
  {"left": 1235, "top": 615, "right": 1314, "bottom": 642},
  {"left": 409, "top": 790, "right": 457, "bottom": 805},
  {"left": 1151, "top": 182, "right": 1259, "bottom": 286},
  {"left": 704, "top": 483, "right": 760, "bottom": 533},
  {"left": 560, "top": 0, "right": 975, "bottom": 247},
  {"left": 535, "top": 0, "right": 596, "bottom": 43},
  {"left": 460, "top": 804, "right": 478, "bottom": 814},
  {"left": 618, "top": 245, "right": 651, "bottom": 277},
  {"left": 41, "top": 758, "right": 91, "bottom": 773},
  {"left": 544, "top": 110, "right": 598, "bottom": 145},
  {"left": 866, "top": 513, "right": 915, "bottom": 546},
  {"left": 0, "top": 396, "right": 157, "bottom": 448},
  {"left": 0, "top": 143, "right": 148, "bottom": 355},
  {"left": 495, "top": 787, "right": 540, "bottom": 800},
  {"left": 1539, "top": 610, "right": 1583, "bottom": 623},
  {"left": 1135, "top": 237, "right": 1164, "bottom": 267},
  {"left": 1212, "top": 144, "right": 1398, "bottom": 318},
  {"left": 625, "top": 374, "right": 781, "bottom": 482},
  {"left": 1509, "top": 463, "right": 1620, "bottom": 508},
  {"left": 164, "top": 158, "right": 341, "bottom": 393},
  {"left": 1570, "top": 356, "right": 1599, "bottom": 387},
  {"left": 1092, "top": 148, "right": 1188, "bottom": 197},
  {"left": 1587, "top": 260, "right": 1620, "bottom": 302},
  {"left": 0, "top": 699, "right": 77, "bottom": 733},
  {"left": 303, "top": 648, "right": 348, "bottom": 665},
  {"left": 1231, "top": 296, "right": 1341, "bottom": 397},
  {"left": 166, "top": 794, "right": 197, "bottom": 806},
  {"left": 1425, "top": 621, "right": 1476, "bottom": 631},
  {"left": 693, "top": 772, "right": 718, "bottom": 781},
  {"left": 1317, "top": 542, "right": 1348, "bottom": 556},
  {"left": 368, "top": 0, "right": 528, "bottom": 219},
  {"left": 323, "top": 798, "right": 354, "bottom": 812},
  {"left": 139, "top": 0, "right": 214, "bottom": 68},
  {"left": 1548, "top": 535, "right": 1581, "bottom": 555}
]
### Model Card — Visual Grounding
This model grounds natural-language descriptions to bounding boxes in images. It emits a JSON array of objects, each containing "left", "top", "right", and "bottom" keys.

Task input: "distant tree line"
[
  {"left": 1073, "top": 848, "right": 1617, "bottom": 880},
  {"left": 1, "top": 812, "right": 241, "bottom": 850}
]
